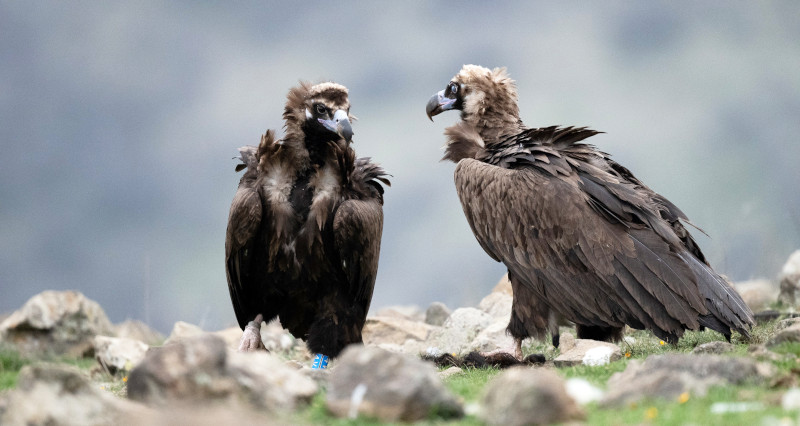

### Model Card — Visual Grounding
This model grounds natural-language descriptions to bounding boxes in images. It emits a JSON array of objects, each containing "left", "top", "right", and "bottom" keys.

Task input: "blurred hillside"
[{"left": 1, "top": 2, "right": 798, "bottom": 332}]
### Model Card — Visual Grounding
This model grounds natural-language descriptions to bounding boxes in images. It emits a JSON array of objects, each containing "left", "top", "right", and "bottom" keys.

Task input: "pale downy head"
[
  {"left": 426, "top": 65, "right": 522, "bottom": 142},
  {"left": 284, "top": 81, "right": 354, "bottom": 144}
]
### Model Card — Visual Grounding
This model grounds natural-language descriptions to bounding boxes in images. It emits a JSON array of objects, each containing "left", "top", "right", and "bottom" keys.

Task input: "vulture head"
[
  {"left": 426, "top": 65, "right": 522, "bottom": 141},
  {"left": 284, "top": 81, "right": 354, "bottom": 144}
]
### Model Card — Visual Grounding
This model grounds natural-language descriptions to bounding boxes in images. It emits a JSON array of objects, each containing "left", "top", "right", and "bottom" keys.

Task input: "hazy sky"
[{"left": 2, "top": 2, "right": 799, "bottom": 333}]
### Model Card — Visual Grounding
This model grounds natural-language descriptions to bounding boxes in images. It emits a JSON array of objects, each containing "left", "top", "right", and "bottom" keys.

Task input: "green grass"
[{"left": 0, "top": 347, "right": 29, "bottom": 390}]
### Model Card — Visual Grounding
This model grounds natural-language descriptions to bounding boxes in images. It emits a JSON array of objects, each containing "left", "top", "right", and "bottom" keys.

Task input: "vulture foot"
[{"left": 237, "top": 314, "right": 266, "bottom": 352}]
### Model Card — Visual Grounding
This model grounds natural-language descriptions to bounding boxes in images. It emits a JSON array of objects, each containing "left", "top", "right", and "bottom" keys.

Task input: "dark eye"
[
  {"left": 449, "top": 83, "right": 459, "bottom": 95},
  {"left": 315, "top": 104, "right": 326, "bottom": 115}
]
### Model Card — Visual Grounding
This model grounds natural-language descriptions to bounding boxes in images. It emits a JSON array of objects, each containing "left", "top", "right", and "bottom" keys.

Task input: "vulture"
[
  {"left": 225, "top": 82, "right": 389, "bottom": 362},
  {"left": 426, "top": 65, "right": 753, "bottom": 359}
]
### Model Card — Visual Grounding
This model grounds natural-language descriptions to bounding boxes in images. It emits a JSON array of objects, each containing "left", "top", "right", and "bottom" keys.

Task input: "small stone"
[
  {"left": 93, "top": 335, "right": 148, "bottom": 375},
  {"left": 559, "top": 332, "right": 576, "bottom": 351},
  {"left": 375, "top": 305, "right": 424, "bottom": 321},
  {"left": 481, "top": 367, "right": 584, "bottom": 426},
  {"left": 565, "top": 378, "right": 604, "bottom": 405},
  {"left": 326, "top": 345, "right": 462, "bottom": 421},
  {"left": 424, "top": 302, "right": 452, "bottom": 326},
  {"left": 439, "top": 366, "right": 463, "bottom": 380},
  {"left": 782, "top": 388, "right": 800, "bottom": 411},
  {"left": 692, "top": 341, "right": 734, "bottom": 355},
  {"left": 554, "top": 338, "right": 621, "bottom": 367}
]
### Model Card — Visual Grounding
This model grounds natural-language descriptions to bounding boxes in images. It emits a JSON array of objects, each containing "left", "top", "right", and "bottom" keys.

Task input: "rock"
[
  {"left": 93, "top": 335, "right": 148, "bottom": 375},
  {"left": 559, "top": 332, "right": 576, "bottom": 351},
  {"left": 553, "top": 338, "right": 621, "bottom": 367},
  {"left": 767, "top": 324, "right": 800, "bottom": 347},
  {"left": 363, "top": 316, "right": 433, "bottom": 347},
  {"left": 326, "top": 345, "right": 463, "bottom": 421},
  {"left": 374, "top": 305, "right": 424, "bottom": 321},
  {"left": 470, "top": 320, "right": 515, "bottom": 353},
  {"left": 162, "top": 321, "right": 204, "bottom": 345},
  {"left": 779, "top": 273, "right": 800, "bottom": 307},
  {"left": 748, "top": 344, "right": 782, "bottom": 362},
  {"left": 127, "top": 333, "right": 317, "bottom": 411},
  {"left": 565, "top": 378, "right": 604, "bottom": 405},
  {"left": 0, "top": 290, "right": 114, "bottom": 357},
  {"left": 782, "top": 250, "right": 800, "bottom": 276},
  {"left": 692, "top": 341, "right": 734, "bottom": 355},
  {"left": 734, "top": 279, "right": 776, "bottom": 312},
  {"left": 481, "top": 367, "right": 584, "bottom": 426},
  {"left": 478, "top": 292, "right": 512, "bottom": 321},
  {"left": 425, "top": 308, "right": 493, "bottom": 355},
  {"left": 601, "top": 354, "right": 772, "bottom": 406},
  {"left": 114, "top": 320, "right": 164, "bottom": 346},
  {"left": 777, "top": 317, "right": 800, "bottom": 331},
  {"left": 782, "top": 388, "right": 800, "bottom": 411},
  {"left": 0, "top": 363, "right": 154, "bottom": 425},
  {"left": 492, "top": 274, "right": 512, "bottom": 296},
  {"left": 439, "top": 366, "right": 463, "bottom": 380},
  {"left": 424, "top": 302, "right": 451, "bottom": 326}
]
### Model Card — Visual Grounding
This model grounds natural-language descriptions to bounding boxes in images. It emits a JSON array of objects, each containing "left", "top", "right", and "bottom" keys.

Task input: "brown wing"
[
  {"left": 332, "top": 198, "right": 384, "bottom": 315},
  {"left": 454, "top": 157, "right": 751, "bottom": 342},
  {"left": 225, "top": 169, "right": 263, "bottom": 329}
]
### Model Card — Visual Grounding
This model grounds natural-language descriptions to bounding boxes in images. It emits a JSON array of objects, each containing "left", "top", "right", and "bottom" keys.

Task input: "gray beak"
[
  {"left": 319, "top": 109, "right": 353, "bottom": 143},
  {"left": 426, "top": 89, "right": 456, "bottom": 121}
]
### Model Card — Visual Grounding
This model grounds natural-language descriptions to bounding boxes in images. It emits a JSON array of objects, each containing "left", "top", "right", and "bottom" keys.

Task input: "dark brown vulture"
[
  {"left": 426, "top": 65, "right": 753, "bottom": 359},
  {"left": 225, "top": 82, "right": 389, "bottom": 361}
]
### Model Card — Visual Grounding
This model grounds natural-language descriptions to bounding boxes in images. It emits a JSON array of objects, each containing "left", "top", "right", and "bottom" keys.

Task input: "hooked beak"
[
  {"left": 426, "top": 90, "right": 456, "bottom": 121},
  {"left": 318, "top": 109, "right": 353, "bottom": 143}
]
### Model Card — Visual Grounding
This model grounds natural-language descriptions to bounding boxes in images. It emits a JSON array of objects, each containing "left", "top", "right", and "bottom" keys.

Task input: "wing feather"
[{"left": 333, "top": 198, "right": 384, "bottom": 313}]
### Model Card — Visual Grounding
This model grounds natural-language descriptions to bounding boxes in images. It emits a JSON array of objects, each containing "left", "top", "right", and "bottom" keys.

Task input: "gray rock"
[
  {"left": 553, "top": 338, "right": 622, "bottom": 367},
  {"left": 326, "top": 345, "right": 462, "bottom": 421},
  {"left": 692, "top": 341, "right": 734, "bottom": 355},
  {"left": 748, "top": 344, "right": 783, "bottom": 362},
  {"left": 0, "top": 363, "right": 154, "bottom": 425},
  {"left": 93, "top": 335, "right": 148, "bottom": 375},
  {"left": 782, "top": 250, "right": 800, "bottom": 276},
  {"left": 602, "top": 354, "right": 772, "bottom": 406},
  {"left": 438, "top": 366, "right": 463, "bottom": 380},
  {"left": 779, "top": 273, "right": 800, "bottom": 307},
  {"left": 162, "top": 320, "right": 204, "bottom": 345},
  {"left": 767, "top": 324, "right": 800, "bottom": 347},
  {"left": 424, "top": 302, "right": 451, "bottom": 326},
  {"left": 374, "top": 305, "right": 424, "bottom": 321},
  {"left": 776, "top": 317, "right": 800, "bottom": 331},
  {"left": 565, "top": 377, "right": 604, "bottom": 405},
  {"left": 425, "top": 307, "right": 493, "bottom": 355},
  {"left": 363, "top": 316, "right": 433, "bottom": 350},
  {"left": 478, "top": 292, "right": 512, "bottom": 321},
  {"left": 0, "top": 290, "right": 114, "bottom": 357},
  {"left": 470, "top": 320, "right": 515, "bottom": 353},
  {"left": 114, "top": 319, "right": 164, "bottom": 346},
  {"left": 127, "top": 333, "right": 317, "bottom": 411},
  {"left": 481, "top": 367, "right": 584, "bottom": 426},
  {"left": 734, "top": 279, "right": 776, "bottom": 312}
]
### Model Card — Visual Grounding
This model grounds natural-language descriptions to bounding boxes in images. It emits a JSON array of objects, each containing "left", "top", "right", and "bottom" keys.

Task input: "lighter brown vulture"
[
  {"left": 226, "top": 82, "right": 389, "bottom": 358},
  {"left": 426, "top": 65, "right": 753, "bottom": 358}
]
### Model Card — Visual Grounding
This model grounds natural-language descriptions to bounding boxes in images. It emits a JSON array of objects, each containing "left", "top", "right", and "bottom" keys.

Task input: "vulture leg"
[{"left": 237, "top": 313, "right": 266, "bottom": 352}]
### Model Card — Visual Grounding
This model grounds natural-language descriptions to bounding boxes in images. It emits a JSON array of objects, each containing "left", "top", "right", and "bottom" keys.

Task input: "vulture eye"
[
  {"left": 449, "top": 83, "right": 459, "bottom": 95},
  {"left": 315, "top": 104, "right": 327, "bottom": 115}
]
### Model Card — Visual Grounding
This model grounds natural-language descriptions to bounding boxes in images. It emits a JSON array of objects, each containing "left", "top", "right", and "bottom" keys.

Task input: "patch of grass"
[
  {"left": 444, "top": 367, "right": 502, "bottom": 402},
  {"left": 0, "top": 347, "right": 30, "bottom": 390}
]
